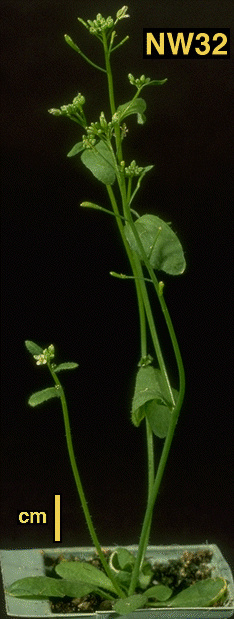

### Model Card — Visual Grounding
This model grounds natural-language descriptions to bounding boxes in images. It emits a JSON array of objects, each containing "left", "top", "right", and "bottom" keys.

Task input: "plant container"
[{"left": 0, "top": 544, "right": 233, "bottom": 619}]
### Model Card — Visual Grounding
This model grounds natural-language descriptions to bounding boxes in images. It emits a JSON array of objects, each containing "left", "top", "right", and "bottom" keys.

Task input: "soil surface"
[{"left": 45, "top": 548, "right": 213, "bottom": 614}]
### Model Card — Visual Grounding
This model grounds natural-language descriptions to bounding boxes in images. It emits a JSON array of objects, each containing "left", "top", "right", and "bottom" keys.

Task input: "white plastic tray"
[{"left": 1, "top": 544, "right": 234, "bottom": 618}]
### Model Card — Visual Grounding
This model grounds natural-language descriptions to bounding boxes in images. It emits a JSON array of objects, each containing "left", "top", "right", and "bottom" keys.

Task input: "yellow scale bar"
[{"left": 54, "top": 494, "right": 61, "bottom": 542}]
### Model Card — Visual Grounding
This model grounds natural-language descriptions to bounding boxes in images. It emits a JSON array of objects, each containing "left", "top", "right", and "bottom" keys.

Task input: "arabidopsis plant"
[{"left": 8, "top": 6, "right": 225, "bottom": 614}]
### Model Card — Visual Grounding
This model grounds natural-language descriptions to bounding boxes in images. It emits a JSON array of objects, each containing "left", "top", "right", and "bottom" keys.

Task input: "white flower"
[
  {"left": 33, "top": 345, "right": 55, "bottom": 365},
  {"left": 33, "top": 354, "right": 47, "bottom": 365}
]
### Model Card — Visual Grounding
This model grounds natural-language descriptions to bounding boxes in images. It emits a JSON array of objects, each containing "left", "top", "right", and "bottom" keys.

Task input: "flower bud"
[
  {"left": 99, "top": 112, "right": 107, "bottom": 128},
  {"left": 48, "top": 108, "right": 61, "bottom": 116},
  {"left": 128, "top": 73, "right": 135, "bottom": 85},
  {"left": 116, "top": 6, "right": 129, "bottom": 20}
]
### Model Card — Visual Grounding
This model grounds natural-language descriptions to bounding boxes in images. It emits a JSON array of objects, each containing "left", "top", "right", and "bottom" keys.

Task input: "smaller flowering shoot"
[{"left": 7, "top": 6, "right": 229, "bottom": 614}]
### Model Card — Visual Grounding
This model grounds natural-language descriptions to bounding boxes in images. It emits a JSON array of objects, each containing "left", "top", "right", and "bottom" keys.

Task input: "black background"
[{"left": 1, "top": 1, "right": 233, "bottom": 617}]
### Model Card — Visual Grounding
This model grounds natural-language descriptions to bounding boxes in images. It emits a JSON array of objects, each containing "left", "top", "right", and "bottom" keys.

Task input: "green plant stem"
[
  {"left": 128, "top": 253, "right": 185, "bottom": 586},
  {"left": 102, "top": 49, "right": 176, "bottom": 554},
  {"left": 123, "top": 207, "right": 186, "bottom": 409},
  {"left": 132, "top": 255, "right": 175, "bottom": 406},
  {"left": 131, "top": 260, "right": 173, "bottom": 565},
  {"left": 131, "top": 256, "right": 155, "bottom": 552},
  {"left": 103, "top": 45, "right": 176, "bottom": 408},
  {"left": 110, "top": 35, "right": 130, "bottom": 52},
  {"left": 146, "top": 418, "right": 154, "bottom": 504},
  {"left": 127, "top": 177, "right": 132, "bottom": 204},
  {"left": 106, "top": 185, "right": 147, "bottom": 358},
  {"left": 128, "top": 393, "right": 184, "bottom": 596},
  {"left": 102, "top": 31, "right": 125, "bottom": 176},
  {"left": 140, "top": 417, "right": 154, "bottom": 565},
  {"left": 127, "top": 254, "right": 184, "bottom": 573},
  {"left": 104, "top": 26, "right": 176, "bottom": 521},
  {"left": 106, "top": 185, "right": 159, "bottom": 563},
  {"left": 48, "top": 363, "right": 125, "bottom": 599},
  {"left": 64, "top": 35, "right": 106, "bottom": 73},
  {"left": 102, "top": 32, "right": 116, "bottom": 116},
  {"left": 104, "top": 52, "right": 186, "bottom": 591},
  {"left": 106, "top": 186, "right": 156, "bottom": 547}
]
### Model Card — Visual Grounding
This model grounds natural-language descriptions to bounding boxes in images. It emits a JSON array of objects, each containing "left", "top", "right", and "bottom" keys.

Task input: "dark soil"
[{"left": 45, "top": 548, "right": 213, "bottom": 614}]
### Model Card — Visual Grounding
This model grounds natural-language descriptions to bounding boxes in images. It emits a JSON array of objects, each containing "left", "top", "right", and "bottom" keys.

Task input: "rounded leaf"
[
  {"left": 116, "top": 98, "right": 146, "bottom": 124},
  {"left": 145, "top": 584, "right": 172, "bottom": 602},
  {"left": 81, "top": 141, "right": 116, "bottom": 185},
  {"left": 145, "top": 400, "right": 171, "bottom": 438},
  {"left": 114, "top": 593, "right": 147, "bottom": 615},
  {"left": 124, "top": 214, "right": 186, "bottom": 275},
  {"left": 168, "top": 577, "right": 227, "bottom": 607}
]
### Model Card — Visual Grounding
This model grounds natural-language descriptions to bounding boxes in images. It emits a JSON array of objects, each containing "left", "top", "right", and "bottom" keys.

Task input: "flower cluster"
[
  {"left": 120, "top": 123, "right": 128, "bottom": 140},
  {"left": 33, "top": 345, "right": 55, "bottom": 366},
  {"left": 82, "top": 112, "right": 114, "bottom": 148},
  {"left": 79, "top": 7, "right": 129, "bottom": 36},
  {"left": 128, "top": 74, "right": 151, "bottom": 89},
  {"left": 138, "top": 354, "right": 153, "bottom": 367},
  {"left": 87, "top": 14, "right": 114, "bottom": 34},
  {"left": 82, "top": 134, "right": 97, "bottom": 149},
  {"left": 125, "top": 160, "right": 144, "bottom": 177},
  {"left": 72, "top": 93, "right": 86, "bottom": 108},
  {"left": 48, "top": 93, "right": 86, "bottom": 123}
]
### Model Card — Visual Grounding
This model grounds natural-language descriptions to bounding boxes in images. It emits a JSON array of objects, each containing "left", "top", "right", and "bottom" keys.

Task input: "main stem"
[
  {"left": 48, "top": 364, "right": 125, "bottom": 598},
  {"left": 103, "top": 38, "right": 185, "bottom": 588},
  {"left": 106, "top": 190, "right": 155, "bottom": 563},
  {"left": 128, "top": 413, "right": 180, "bottom": 595},
  {"left": 103, "top": 37, "right": 175, "bottom": 407}
]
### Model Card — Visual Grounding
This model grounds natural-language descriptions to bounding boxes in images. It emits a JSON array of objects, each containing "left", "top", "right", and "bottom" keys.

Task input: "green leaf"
[
  {"left": 81, "top": 141, "right": 116, "bottom": 185},
  {"left": 146, "top": 79, "right": 168, "bottom": 86},
  {"left": 113, "top": 593, "right": 147, "bottom": 615},
  {"left": 168, "top": 577, "right": 227, "bottom": 607},
  {"left": 145, "top": 400, "right": 171, "bottom": 439},
  {"left": 110, "top": 548, "right": 135, "bottom": 572},
  {"left": 54, "top": 362, "right": 79, "bottom": 372},
  {"left": 124, "top": 214, "right": 186, "bottom": 275},
  {"left": 117, "top": 98, "right": 147, "bottom": 124},
  {"left": 55, "top": 561, "right": 117, "bottom": 594},
  {"left": 115, "top": 570, "right": 131, "bottom": 590},
  {"left": 117, "top": 548, "right": 135, "bottom": 571},
  {"left": 25, "top": 340, "right": 43, "bottom": 355},
  {"left": 131, "top": 367, "right": 178, "bottom": 438},
  {"left": 67, "top": 142, "right": 84, "bottom": 157},
  {"left": 132, "top": 367, "right": 167, "bottom": 413},
  {"left": 138, "top": 570, "right": 152, "bottom": 590},
  {"left": 109, "top": 549, "right": 134, "bottom": 592},
  {"left": 28, "top": 387, "right": 60, "bottom": 407},
  {"left": 145, "top": 584, "right": 172, "bottom": 602},
  {"left": 131, "top": 403, "right": 146, "bottom": 428},
  {"left": 6, "top": 576, "right": 94, "bottom": 599},
  {"left": 139, "top": 560, "right": 154, "bottom": 589}
]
